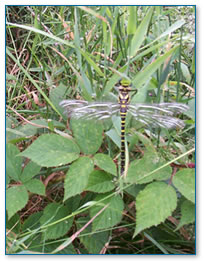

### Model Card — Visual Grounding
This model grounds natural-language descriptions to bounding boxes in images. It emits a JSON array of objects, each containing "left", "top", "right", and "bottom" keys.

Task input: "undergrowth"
[{"left": 6, "top": 6, "right": 195, "bottom": 254}]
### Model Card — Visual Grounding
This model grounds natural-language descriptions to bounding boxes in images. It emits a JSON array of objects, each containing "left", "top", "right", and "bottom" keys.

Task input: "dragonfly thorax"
[
  {"left": 118, "top": 85, "right": 131, "bottom": 92},
  {"left": 118, "top": 86, "right": 130, "bottom": 107}
]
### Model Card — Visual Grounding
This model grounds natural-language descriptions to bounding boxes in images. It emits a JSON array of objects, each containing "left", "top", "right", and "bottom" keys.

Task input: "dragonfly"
[{"left": 60, "top": 79, "right": 189, "bottom": 177}]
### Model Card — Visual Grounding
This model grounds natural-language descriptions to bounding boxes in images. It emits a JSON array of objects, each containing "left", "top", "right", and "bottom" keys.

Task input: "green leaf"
[
  {"left": 132, "top": 46, "right": 178, "bottom": 93},
  {"left": 127, "top": 150, "right": 171, "bottom": 184},
  {"left": 20, "top": 161, "right": 41, "bottom": 183},
  {"left": 24, "top": 179, "right": 45, "bottom": 196},
  {"left": 44, "top": 242, "right": 76, "bottom": 254},
  {"left": 90, "top": 193, "right": 124, "bottom": 231},
  {"left": 173, "top": 168, "right": 195, "bottom": 203},
  {"left": 125, "top": 184, "right": 146, "bottom": 198},
  {"left": 6, "top": 213, "right": 21, "bottom": 234},
  {"left": 49, "top": 83, "right": 69, "bottom": 118},
  {"left": 127, "top": 6, "right": 137, "bottom": 35},
  {"left": 105, "top": 128, "right": 120, "bottom": 148},
  {"left": 6, "top": 143, "right": 22, "bottom": 181},
  {"left": 77, "top": 216, "right": 110, "bottom": 254},
  {"left": 6, "top": 127, "right": 28, "bottom": 143},
  {"left": 134, "top": 182, "right": 177, "bottom": 237},
  {"left": 128, "top": 7, "right": 154, "bottom": 57},
  {"left": 80, "top": 49, "right": 104, "bottom": 77},
  {"left": 64, "top": 195, "right": 81, "bottom": 213},
  {"left": 22, "top": 211, "right": 43, "bottom": 232},
  {"left": 86, "top": 170, "right": 115, "bottom": 193},
  {"left": 185, "top": 98, "right": 195, "bottom": 120},
  {"left": 64, "top": 157, "right": 94, "bottom": 201},
  {"left": 94, "top": 153, "right": 117, "bottom": 176},
  {"left": 7, "top": 22, "right": 75, "bottom": 48},
  {"left": 70, "top": 119, "right": 103, "bottom": 155},
  {"left": 180, "top": 62, "right": 191, "bottom": 83},
  {"left": 19, "top": 134, "right": 80, "bottom": 167},
  {"left": 176, "top": 200, "right": 195, "bottom": 230},
  {"left": 40, "top": 203, "right": 73, "bottom": 240},
  {"left": 144, "top": 20, "right": 185, "bottom": 49},
  {"left": 16, "top": 124, "right": 38, "bottom": 137},
  {"left": 6, "top": 185, "right": 29, "bottom": 219}
]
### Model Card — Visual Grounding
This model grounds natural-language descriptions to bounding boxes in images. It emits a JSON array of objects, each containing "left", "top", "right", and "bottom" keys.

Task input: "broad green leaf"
[
  {"left": 128, "top": 7, "right": 154, "bottom": 57},
  {"left": 6, "top": 143, "right": 22, "bottom": 181},
  {"left": 23, "top": 179, "right": 45, "bottom": 196},
  {"left": 44, "top": 242, "right": 76, "bottom": 254},
  {"left": 64, "top": 195, "right": 81, "bottom": 213},
  {"left": 125, "top": 184, "right": 146, "bottom": 198},
  {"left": 6, "top": 127, "right": 28, "bottom": 143},
  {"left": 173, "top": 168, "right": 195, "bottom": 203},
  {"left": 30, "top": 119, "right": 65, "bottom": 129},
  {"left": 22, "top": 211, "right": 43, "bottom": 232},
  {"left": 6, "top": 116, "right": 18, "bottom": 128},
  {"left": 181, "top": 62, "right": 191, "bottom": 83},
  {"left": 86, "top": 170, "right": 115, "bottom": 193},
  {"left": 6, "top": 185, "right": 29, "bottom": 219},
  {"left": 176, "top": 200, "right": 195, "bottom": 230},
  {"left": 94, "top": 153, "right": 117, "bottom": 176},
  {"left": 40, "top": 203, "right": 73, "bottom": 240},
  {"left": 185, "top": 98, "right": 195, "bottom": 120},
  {"left": 132, "top": 46, "right": 178, "bottom": 94},
  {"left": 64, "top": 157, "right": 94, "bottom": 201},
  {"left": 77, "top": 216, "right": 110, "bottom": 254},
  {"left": 19, "top": 134, "right": 80, "bottom": 167},
  {"left": 90, "top": 193, "right": 124, "bottom": 231},
  {"left": 20, "top": 161, "right": 41, "bottom": 183},
  {"left": 70, "top": 119, "right": 103, "bottom": 155},
  {"left": 105, "top": 128, "right": 120, "bottom": 148},
  {"left": 132, "top": 132, "right": 156, "bottom": 151},
  {"left": 7, "top": 119, "right": 65, "bottom": 143},
  {"left": 127, "top": 150, "right": 171, "bottom": 184},
  {"left": 50, "top": 83, "right": 70, "bottom": 118},
  {"left": 134, "top": 182, "right": 177, "bottom": 237},
  {"left": 6, "top": 213, "right": 21, "bottom": 234},
  {"left": 16, "top": 124, "right": 38, "bottom": 137}
]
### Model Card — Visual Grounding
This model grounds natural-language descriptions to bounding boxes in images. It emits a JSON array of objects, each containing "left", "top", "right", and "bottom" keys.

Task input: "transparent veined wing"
[
  {"left": 60, "top": 100, "right": 120, "bottom": 120},
  {"left": 128, "top": 103, "right": 189, "bottom": 129},
  {"left": 60, "top": 100, "right": 189, "bottom": 129}
]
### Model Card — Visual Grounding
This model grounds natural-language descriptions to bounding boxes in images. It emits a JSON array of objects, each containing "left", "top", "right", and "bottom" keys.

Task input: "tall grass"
[{"left": 6, "top": 6, "right": 195, "bottom": 254}]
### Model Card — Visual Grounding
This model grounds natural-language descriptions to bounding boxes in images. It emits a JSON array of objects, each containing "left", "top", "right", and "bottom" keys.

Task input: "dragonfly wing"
[
  {"left": 128, "top": 103, "right": 189, "bottom": 129},
  {"left": 60, "top": 100, "right": 120, "bottom": 120}
]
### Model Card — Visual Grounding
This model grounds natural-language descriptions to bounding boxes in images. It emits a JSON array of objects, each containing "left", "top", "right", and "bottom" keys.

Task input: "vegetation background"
[{"left": 6, "top": 5, "right": 195, "bottom": 254}]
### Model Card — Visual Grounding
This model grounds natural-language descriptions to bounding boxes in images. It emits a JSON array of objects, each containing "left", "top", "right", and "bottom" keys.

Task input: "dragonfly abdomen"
[
  {"left": 119, "top": 88, "right": 130, "bottom": 176},
  {"left": 120, "top": 112, "right": 126, "bottom": 175}
]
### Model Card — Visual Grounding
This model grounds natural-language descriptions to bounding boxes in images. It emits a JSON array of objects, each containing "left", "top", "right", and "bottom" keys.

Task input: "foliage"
[{"left": 6, "top": 6, "right": 195, "bottom": 254}]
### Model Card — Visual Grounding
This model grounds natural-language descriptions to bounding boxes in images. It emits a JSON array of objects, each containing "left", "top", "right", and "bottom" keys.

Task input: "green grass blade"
[
  {"left": 128, "top": 7, "right": 154, "bottom": 57},
  {"left": 127, "top": 6, "right": 137, "bottom": 35},
  {"left": 132, "top": 46, "right": 179, "bottom": 95},
  {"left": 6, "top": 48, "right": 61, "bottom": 116},
  {"left": 6, "top": 22, "right": 75, "bottom": 48}
]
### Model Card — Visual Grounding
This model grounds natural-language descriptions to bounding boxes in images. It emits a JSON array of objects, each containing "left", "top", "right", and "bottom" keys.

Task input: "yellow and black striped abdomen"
[{"left": 119, "top": 90, "right": 130, "bottom": 175}]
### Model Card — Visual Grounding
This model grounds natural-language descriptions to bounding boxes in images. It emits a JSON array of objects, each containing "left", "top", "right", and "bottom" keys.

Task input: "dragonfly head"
[{"left": 118, "top": 78, "right": 132, "bottom": 92}]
